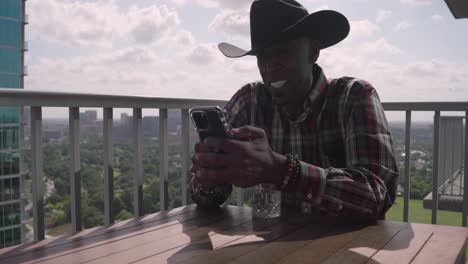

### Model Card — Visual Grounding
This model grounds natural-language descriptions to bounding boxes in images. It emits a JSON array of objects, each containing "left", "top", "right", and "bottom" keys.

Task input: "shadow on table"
[
  {"left": 167, "top": 206, "right": 415, "bottom": 264},
  {"left": 0, "top": 205, "right": 199, "bottom": 262}
]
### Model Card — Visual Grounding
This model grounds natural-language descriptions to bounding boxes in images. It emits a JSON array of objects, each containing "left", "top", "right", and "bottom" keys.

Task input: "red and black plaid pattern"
[{"left": 189, "top": 64, "right": 399, "bottom": 219}]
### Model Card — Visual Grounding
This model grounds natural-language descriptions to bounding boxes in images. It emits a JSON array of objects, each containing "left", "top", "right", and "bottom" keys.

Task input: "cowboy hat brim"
[{"left": 218, "top": 10, "right": 350, "bottom": 58}]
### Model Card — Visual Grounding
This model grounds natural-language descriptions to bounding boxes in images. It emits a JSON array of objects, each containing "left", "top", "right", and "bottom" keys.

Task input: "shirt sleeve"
[
  {"left": 223, "top": 83, "right": 253, "bottom": 128},
  {"left": 188, "top": 84, "right": 253, "bottom": 207},
  {"left": 289, "top": 88, "right": 399, "bottom": 219}
]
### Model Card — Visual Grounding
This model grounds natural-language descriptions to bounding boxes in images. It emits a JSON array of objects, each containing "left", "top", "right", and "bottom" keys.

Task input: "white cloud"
[
  {"left": 27, "top": 0, "right": 121, "bottom": 47},
  {"left": 100, "top": 47, "right": 159, "bottom": 65},
  {"left": 311, "top": 5, "right": 330, "bottom": 12},
  {"left": 126, "top": 5, "right": 181, "bottom": 45},
  {"left": 171, "top": 0, "right": 186, "bottom": 6},
  {"left": 394, "top": 20, "right": 412, "bottom": 31},
  {"left": 319, "top": 43, "right": 468, "bottom": 103},
  {"left": 28, "top": 47, "right": 159, "bottom": 79},
  {"left": 172, "top": 0, "right": 253, "bottom": 10},
  {"left": 376, "top": 10, "right": 392, "bottom": 23},
  {"left": 431, "top": 14, "right": 444, "bottom": 22},
  {"left": 230, "top": 60, "right": 257, "bottom": 73},
  {"left": 397, "top": 59, "right": 468, "bottom": 100},
  {"left": 27, "top": 0, "right": 181, "bottom": 47},
  {"left": 362, "top": 38, "right": 402, "bottom": 55},
  {"left": 400, "top": 0, "right": 432, "bottom": 6},
  {"left": 172, "top": 30, "right": 196, "bottom": 47},
  {"left": 209, "top": 10, "right": 250, "bottom": 37},
  {"left": 349, "top": 20, "right": 380, "bottom": 38},
  {"left": 184, "top": 43, "right": 222, "bottom": 65},
  {"left": 216, "top": 0, "right": 253, "bottom": 10},
  {"left": 403, "top": 60, "right": 444, "bottom": 77}
]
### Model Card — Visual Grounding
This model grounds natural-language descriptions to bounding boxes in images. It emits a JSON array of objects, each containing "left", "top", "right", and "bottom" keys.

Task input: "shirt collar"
[{"left": 283, "top": 64, "right": 329, "bottom": 124}]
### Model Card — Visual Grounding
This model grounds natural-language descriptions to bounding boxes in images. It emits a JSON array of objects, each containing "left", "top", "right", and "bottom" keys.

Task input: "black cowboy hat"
[{"left": 218, "top": 0, "right": 350, "bottom": 58}]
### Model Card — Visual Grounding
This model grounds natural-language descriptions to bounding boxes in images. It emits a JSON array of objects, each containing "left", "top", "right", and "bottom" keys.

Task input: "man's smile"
[{"left": 270, "top": 80, "right": 288, "bottom": 89}]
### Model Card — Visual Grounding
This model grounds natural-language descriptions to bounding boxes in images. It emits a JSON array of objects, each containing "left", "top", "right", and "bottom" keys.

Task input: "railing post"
[
  {"left": 432, "top": 111, "right": 440, "bottom": 225},
  {"left": 180, "top": 109, "right": 190, "bottom": 206},
  {"left": 69, "top": 107, "right": 81, "bottom": 233},
  {"left": 404, "top": 111, "right": 411, "bottom": 222},
  {"left": 133, "top": 108, "right": 143, "bottom": 217},
  {"left": 31, "top": 106, "right": 44, "bottom": 241},
  {"left": 103, "top": 108, "right": 114, "bottom": 225},
  {"left": 237, "top": 188, "right": 244, "bottom": 207},
  {"left": 450, "top": 121, "right": 455, "bottom": 196},
  {"left": 159, "top": 109, "right": 169, "bottom": 211},
  {"left": 463, "top": 112, "right": 468, "bottom": 227}
]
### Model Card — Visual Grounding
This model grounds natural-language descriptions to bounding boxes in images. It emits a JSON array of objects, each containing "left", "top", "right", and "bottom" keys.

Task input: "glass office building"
[{"left": 0, "top": 0, "right": 26, "bottom": 248}]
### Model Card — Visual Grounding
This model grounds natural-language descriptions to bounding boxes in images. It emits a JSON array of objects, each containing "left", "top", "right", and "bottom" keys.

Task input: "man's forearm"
[{"left": 283, "top": 162, "right": 397, "bottom": 218}]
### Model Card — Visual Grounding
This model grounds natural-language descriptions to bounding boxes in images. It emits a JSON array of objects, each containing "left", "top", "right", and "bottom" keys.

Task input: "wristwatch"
[{"left": 189, "top": 172, "right": 232, "bottom": 208}]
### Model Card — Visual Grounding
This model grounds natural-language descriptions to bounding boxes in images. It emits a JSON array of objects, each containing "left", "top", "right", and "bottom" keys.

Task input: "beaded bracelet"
[{"left": 281, "top": 154, "right": 301, "bottom": 189}]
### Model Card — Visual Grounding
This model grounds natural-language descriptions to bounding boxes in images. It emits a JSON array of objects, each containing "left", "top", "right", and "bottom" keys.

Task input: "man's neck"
[{"left": 285, "top": 71, "right": 315, "bottom": 120}]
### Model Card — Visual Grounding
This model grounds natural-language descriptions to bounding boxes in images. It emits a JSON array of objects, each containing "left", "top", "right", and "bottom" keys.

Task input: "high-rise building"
[
  {"left": 80, "top": 110, "right": 97, "bottom": 125},
  {"left": 0, "top": 0, "right": 27, "bottom": 248}
]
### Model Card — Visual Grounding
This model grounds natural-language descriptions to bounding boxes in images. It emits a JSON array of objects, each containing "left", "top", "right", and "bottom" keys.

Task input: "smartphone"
[{"left": 190, "top": 106, "right": 232, "bottom": 142}]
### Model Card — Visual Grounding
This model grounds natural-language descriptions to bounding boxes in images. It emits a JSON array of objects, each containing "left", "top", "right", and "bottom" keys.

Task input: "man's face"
[{"left": 257, "top": 37, "right": 316, "bottom": 107}]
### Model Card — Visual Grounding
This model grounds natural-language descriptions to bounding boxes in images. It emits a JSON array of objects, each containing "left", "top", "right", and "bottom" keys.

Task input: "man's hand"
[{"left": 193, "top": 125, "right": 287, "bottom": 188}]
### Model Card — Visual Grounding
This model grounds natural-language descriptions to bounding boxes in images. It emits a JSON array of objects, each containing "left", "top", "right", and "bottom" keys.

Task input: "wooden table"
[{"left": 1, "top": 205, "right": 467, "bottom": 264}]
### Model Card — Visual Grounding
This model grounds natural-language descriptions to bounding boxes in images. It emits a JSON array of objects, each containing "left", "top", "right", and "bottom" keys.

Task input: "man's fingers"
[
  {"left": 194, "top": 153, "right": 227, "bottom": 168},
  {"left": 203, "top": 137, "right": 242, "bottom": 153},
  {"left": 231, "top": 125, "right": 265, "bottom": 141},
  {"left": 194, "top": 142, "right": 213, "bottom": 153},
  {"left": 196, "top": 168, "right": 225, "bottom": 186}
]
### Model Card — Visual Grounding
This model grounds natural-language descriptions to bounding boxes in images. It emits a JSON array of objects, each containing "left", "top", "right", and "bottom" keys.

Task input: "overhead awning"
[{"left": 445, "top": 0, "right": 468, "bottom": 19}]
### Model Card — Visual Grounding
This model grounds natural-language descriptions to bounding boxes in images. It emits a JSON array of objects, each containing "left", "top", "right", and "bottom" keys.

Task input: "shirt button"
[{"left": 306, "top": 193, "right": 313, "bottom": 200}]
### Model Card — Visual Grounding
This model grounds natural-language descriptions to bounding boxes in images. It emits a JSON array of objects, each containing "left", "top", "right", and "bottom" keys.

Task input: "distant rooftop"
[{"left": 445, "top": 0, "right": 468, "bottom": 19}]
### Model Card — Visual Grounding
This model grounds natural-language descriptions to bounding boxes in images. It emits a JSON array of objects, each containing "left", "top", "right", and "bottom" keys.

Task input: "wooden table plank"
[
  {"left": 173, "top": 216, "right": 317, "bottom": 264},
  {"left": 318, "top": 221, "right": 407, "bottom": 263},
  {"left": 131, "top": 214, "right": 282, "bottom": 264},
  {"left": 34, "top": 207, "right": 246, "bottom": 264},
  {"left": 2, "top": 207, "right": 205, "bottom": 264},
  {"left": 82, "top": 206, "right": 255, "bottom": 264},
  {"left": 272, "top": 222, "right": 373, "bottom": 264},
  {"left": 0, "top": 204, "right": 198, "bottom": 259},
  {"left": 411, "top": 224, "right": 468, "bottom": 264},
  {"left": 367, "top": 222, "right": 434, "bottom": 264},
  {"left": 230, "top": 217, "right": 366, "bottom": 264},
  {"left": 0, "top": 205, "right": 224, "bottom": 264}
]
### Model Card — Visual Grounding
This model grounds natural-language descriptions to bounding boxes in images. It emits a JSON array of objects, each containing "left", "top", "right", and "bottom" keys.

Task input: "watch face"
[{"left": 191, "top": 179, "right": 232, "bottom": 208}]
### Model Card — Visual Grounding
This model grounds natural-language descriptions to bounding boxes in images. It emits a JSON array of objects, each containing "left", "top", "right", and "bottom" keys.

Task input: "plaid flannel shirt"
[{"left": 190, "top": 64, "right": 399, "bottom": 219}]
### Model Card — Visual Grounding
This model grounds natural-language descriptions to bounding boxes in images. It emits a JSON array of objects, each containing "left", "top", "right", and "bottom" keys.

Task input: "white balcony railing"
[
  {"left": 0, "top": 88, "right": 467, "bottom": 243},
  {"left": 0, "top": 88, "right": 226, "bottom": 242}
]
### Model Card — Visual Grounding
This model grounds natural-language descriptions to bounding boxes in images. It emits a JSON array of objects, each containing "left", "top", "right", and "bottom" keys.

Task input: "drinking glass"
[{"left": 252, "top": 183, "right": 281, "bottom": 218}]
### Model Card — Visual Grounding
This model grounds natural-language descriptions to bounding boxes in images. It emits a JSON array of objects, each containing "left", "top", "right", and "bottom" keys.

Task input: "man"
[{"left": 188, "top": 0, "right": 399, "bottom": 219}]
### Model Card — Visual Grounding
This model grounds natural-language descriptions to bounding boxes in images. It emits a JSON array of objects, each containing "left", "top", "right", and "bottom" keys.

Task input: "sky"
[{"left": 24, "top": 0, "right": 468, "bottom": 120}]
